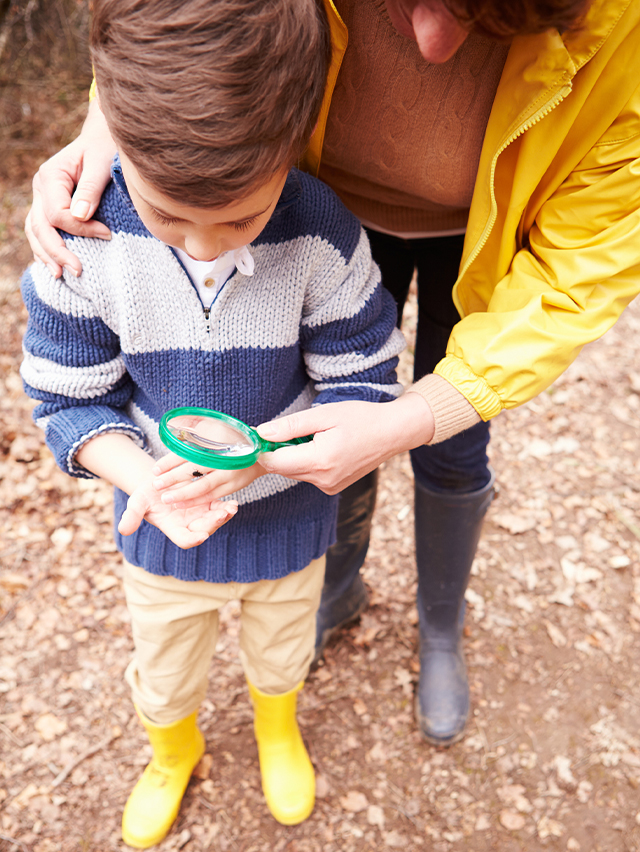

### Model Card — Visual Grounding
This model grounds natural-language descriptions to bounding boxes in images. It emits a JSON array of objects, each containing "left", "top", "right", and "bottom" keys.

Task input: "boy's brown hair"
[
  {"left": 91, "top": 0, "right": 331, "bottom": 206},
  {"left": 444, "top": 0, "right": 591, "bottom": 39}
]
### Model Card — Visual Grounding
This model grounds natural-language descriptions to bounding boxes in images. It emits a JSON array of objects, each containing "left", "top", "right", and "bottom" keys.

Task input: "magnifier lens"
[
  {"left": 165, "top": 414, "right": 257, "bottom": 458},
  {"left": 160, "top": 406, "right": 313, "bottom": 470}
]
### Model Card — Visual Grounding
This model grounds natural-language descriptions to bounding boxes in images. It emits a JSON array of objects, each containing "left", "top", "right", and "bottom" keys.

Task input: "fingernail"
[
  {"left": 63, "top": 264, "right": 80, "bottom": 278},
  {"left": 71, "top": 200, "right": 90, "bottom": 219},
  {"left": 46, "top": 263, "right": 59, "bottom": 277}
]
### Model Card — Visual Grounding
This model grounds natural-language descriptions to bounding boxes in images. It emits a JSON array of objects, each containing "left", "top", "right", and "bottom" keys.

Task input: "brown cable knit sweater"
[{"left": 318, "top": 0, "right": 510, "bottom": 439}]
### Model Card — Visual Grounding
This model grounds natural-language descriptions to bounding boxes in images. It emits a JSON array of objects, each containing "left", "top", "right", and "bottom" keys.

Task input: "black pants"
[{"left": 364, "top": 228, "right": 491, "bottom": 493}]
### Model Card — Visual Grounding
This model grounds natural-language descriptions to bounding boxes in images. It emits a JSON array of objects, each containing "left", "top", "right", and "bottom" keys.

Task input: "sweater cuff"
[{"left": 407, "top": 374, "right": 481, "bottom": 444}]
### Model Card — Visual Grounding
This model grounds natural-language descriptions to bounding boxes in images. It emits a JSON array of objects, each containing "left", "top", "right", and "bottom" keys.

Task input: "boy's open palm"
[{"left": 118, "top": 478, "right": 238, "bottom": 549}]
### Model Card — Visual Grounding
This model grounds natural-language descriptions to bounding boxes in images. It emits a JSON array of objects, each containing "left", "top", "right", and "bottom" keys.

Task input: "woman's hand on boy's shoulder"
[{"left": 25, "top": 100, "right": 115, "bottom": 279}]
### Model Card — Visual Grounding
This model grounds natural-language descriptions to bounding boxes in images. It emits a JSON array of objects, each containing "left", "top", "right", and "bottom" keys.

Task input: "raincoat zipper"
[{"left": 457, "top": 83, "right": 574, "bottom": 288}]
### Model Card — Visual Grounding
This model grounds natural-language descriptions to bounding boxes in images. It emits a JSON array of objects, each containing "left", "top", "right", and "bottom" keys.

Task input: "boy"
[{"left": 20, "top": 0, "right": 405, "bottom": 847}]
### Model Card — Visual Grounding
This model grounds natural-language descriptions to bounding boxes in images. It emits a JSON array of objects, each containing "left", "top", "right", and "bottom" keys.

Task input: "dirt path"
[
  {"left": 1, "top": 13, "right": 640, "bottom": 849},
  {"left": 1, "top": 277, "right": 639, "bottom": 851}
]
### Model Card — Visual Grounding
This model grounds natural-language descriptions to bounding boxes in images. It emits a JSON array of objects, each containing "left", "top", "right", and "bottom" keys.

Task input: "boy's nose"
[{"left": 184, "top": 233, "right": 221, "bottom": 263}]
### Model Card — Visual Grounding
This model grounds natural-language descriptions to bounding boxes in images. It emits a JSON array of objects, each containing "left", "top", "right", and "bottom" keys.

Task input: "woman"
[{"left": 25, "top": 0, "right": 640, "bottom": 746}]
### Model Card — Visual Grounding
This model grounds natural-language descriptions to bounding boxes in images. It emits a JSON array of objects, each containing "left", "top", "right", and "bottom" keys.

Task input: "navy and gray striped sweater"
[{"left": 21, "top": 163, "right": 405, "bottom": 583}]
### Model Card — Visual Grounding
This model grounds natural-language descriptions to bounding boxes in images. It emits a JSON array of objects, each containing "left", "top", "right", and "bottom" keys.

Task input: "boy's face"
[{"left": 119, "top": 152, "right": 289, "bottom": 262}]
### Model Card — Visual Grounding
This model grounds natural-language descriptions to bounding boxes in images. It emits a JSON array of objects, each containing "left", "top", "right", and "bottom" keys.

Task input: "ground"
[{"left": 1, "top": 7, "right": 640, "bottom": 852}]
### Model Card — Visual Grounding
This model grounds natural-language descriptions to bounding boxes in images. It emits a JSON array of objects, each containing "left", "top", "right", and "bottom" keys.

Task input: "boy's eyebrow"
[{"left": 142, "top": 194, "right": 273, "bottom": 224}]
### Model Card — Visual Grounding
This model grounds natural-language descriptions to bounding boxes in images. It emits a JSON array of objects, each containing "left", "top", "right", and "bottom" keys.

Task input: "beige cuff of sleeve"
[{"left": 407, "top": 373, "right": 482, "bottom": 444}]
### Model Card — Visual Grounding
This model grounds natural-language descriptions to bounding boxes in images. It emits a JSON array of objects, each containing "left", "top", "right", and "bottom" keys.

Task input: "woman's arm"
[
  {"left": 25, "top": 99, "right": 115, "bottom": 278},
  {"left": 256, "top": 392, "right": 435, "bottom": 494}
]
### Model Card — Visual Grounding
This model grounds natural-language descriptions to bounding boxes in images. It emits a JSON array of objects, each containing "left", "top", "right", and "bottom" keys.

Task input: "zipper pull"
[{"left": 203, "top": 307, "right": 210, "bottom": 320}]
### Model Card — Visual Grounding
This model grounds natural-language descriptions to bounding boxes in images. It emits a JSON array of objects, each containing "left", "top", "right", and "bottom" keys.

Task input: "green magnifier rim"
[
  {"left": 159, "top": 406, "right": 261, "bottom": 470},
  {"left": 158, "top": 406, "right": 314, "bottom": 471}
]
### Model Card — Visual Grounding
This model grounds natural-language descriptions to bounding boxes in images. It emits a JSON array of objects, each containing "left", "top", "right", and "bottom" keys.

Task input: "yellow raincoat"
[{"left": 307, "top": 0, "right": 640, "bottom": 421}]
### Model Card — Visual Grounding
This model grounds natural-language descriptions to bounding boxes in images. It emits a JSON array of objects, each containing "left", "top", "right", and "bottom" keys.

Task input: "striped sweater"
[{"left": 21, "top": 163, "right": 405, "bottom": 583}]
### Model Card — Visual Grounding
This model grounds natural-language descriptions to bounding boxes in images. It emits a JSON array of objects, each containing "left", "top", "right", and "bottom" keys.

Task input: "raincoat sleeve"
[{"left": 434, "top": 83, "right": 640, "bottom": 422}]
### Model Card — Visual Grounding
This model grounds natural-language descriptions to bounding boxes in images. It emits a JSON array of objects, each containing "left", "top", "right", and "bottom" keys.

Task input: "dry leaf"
[
  {"left": 367, "top": 804, "right": 385, "bottom": 828},
  {"left": 549, "top": 587, "right": 575, "bottom": 607},
  {"left": 537, "top": 816, "right": 565, "bottom": 838},
  {"left": 382, "top": 830, "right": 405, "bottom": 848},
  {"left": 366, "top": 741, "right": 387, "bottom": 763},
  {"left": 316, "top": 774, "right": 330, "bottom": 798},
  {"left": 497, "top": 784, "right": 533, "bottom": 813},
  {"left": 556, "top": 535, "right": 579, "bottom": 550},
  {"left": 200, "top": 779, "right": 215, "bottom": 799},
  {"left": 353, "top": 626, "right": 380, "bottom": 646},
  {"left": 340, "top": 790, "right": 368, "bottom": 813},
  {"left": 9, "top": 783, "right": 42, "bottom": 810},
  {"left": 576, "top": 780, "right": 593, "bottom": 803},
  {"left": 584, "top": 532, "right": 610, "bottom": 553},
  {"left": 493, "top": 513, "right": 537, "bottom": 534},
  {"left": 315, "top": 666, "right": 332, "bottom": 682},
  {"left": 475, "top": 814, "right": 491, "bottom": 831},
  {"left": 344, "top": 734, "right": 360, "bottom": 751},
  {"left": 50, "top": 527, "right": 74, "bottom": 549},
  {"left": 561, "top": 558, "right": 602, "bottom": 584},
  {"left": 353, "top": 698, "right": 367, "bottom": 716},
  {"left": 499, "top": 809, "right": 526, "bottom": 831},
  {"left": 465, "top": 587, "right": 486, "bottom": 619},
  {"left": 193, "top": 753, "right": 213, "bottom": 780},
  {"left": 513, "top": 594, "right": 535, "bottom": 613},
  {"left": 553, "top": 755, "right": 576, "bottom": 788},
  {"left": 93, "top": 574, "right": 119, "bottom": 592},
  {"left": 0, "top": 573, "right": 30, "bottom": 591},
  {"left": 609, "top": 555, "right": 631, "bottom": 569},
  {"left": 35, "top": 713, "right": 68, "bottom": 741},
  {"left": 544, "top": 619, "right": 567, "bottom": 648}
]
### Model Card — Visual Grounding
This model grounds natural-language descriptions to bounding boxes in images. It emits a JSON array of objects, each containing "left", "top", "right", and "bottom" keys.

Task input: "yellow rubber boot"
[
  {"left": 248, "top": 681, "right": 315, "bottom": 825},
  {"left": 122, "top": 708, "right": 205, "bottom": 849}
]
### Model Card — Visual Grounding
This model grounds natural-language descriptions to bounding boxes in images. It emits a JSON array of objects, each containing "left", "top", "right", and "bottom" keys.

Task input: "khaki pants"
[{"left": 122, "top": 557, "right": 326, "bottom": 724}]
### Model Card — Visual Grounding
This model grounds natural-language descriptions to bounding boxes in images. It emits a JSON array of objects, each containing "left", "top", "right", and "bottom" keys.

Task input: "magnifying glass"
[{"left": 159, "top": 406, "right": 313, "bottom": 470}]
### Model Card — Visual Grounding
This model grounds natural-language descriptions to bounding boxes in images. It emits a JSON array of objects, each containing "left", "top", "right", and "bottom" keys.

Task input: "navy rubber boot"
[
  {"left": 313, "top": 471, "right": 377, "bottom": 664},
  {"left": 414, "top": 472, "right": 495, "bottom": 745}
]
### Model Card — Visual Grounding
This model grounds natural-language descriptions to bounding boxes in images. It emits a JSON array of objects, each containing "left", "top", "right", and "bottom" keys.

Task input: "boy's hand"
[
  {"left": 151, "top": 452, "right": 266, "bottom": 508},
  {"left": 118, "top": 476, "right": 238, "bottom": 548}
]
